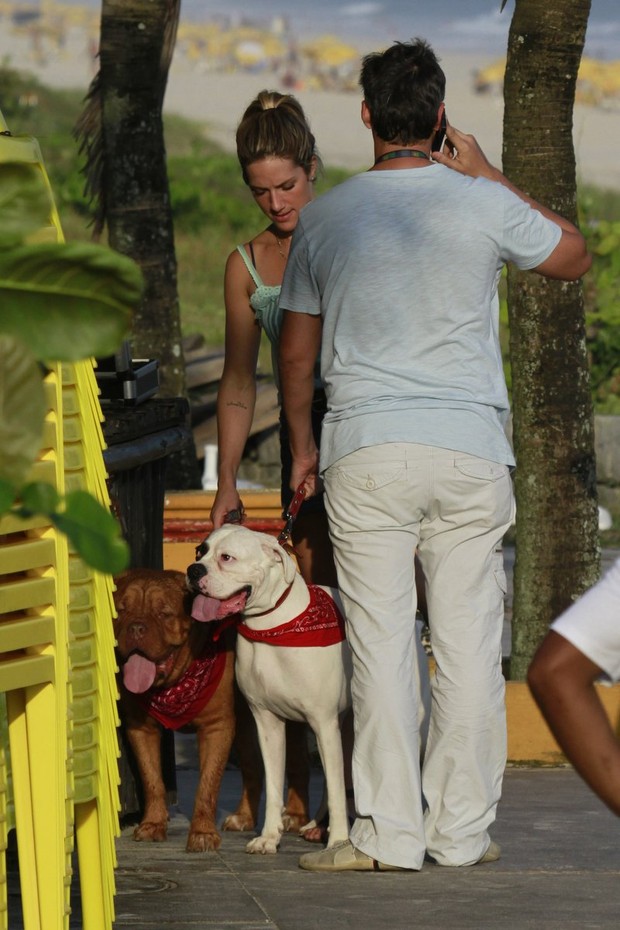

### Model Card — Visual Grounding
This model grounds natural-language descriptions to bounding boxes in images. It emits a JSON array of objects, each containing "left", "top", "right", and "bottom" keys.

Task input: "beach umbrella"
[
  {"left": 472, "top": 58, "right": 506, "bottom": 94},
  {"left": 234, "top": 40, "right": 267, "bottom": 67},
  {"left": 473, "top": 55, "right": 620, "bottom": 103},
  {"left": 301, "top": 35, "right": 359, "bottom": 68},
  {"left": 578, "top": 57, "right": 620, "bottom": 100}
]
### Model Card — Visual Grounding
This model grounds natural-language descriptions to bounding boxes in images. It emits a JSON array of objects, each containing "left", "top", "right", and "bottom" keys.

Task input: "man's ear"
[
  {"left": 361, "top": 100, "right": 372, "bottom": 131},
  {"left": 433, "top": 101, "right": 446, "bottom": 132}
]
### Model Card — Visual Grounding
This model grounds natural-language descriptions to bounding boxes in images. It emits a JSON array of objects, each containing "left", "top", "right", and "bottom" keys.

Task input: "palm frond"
[{"left": 73, "top": 69, "right": 105, "bottom": 239}]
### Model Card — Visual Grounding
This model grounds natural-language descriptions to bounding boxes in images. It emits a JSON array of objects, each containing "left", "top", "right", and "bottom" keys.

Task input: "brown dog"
[{"left": 113, "top": 568, "right": 237, "bottom": 852}]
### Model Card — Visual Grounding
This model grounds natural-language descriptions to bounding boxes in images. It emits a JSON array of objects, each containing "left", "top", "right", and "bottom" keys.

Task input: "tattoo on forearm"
[{"left": 227, "top": 401, "right": 248, "bottom": 410}]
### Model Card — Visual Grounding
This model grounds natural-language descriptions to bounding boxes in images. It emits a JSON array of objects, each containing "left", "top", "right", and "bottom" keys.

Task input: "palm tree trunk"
[
  {"left": 503, "top": 0, "right": 599, "bottom": 679},
  {"left": 98, "top": 0, "right": 184, "bottom": 399}
]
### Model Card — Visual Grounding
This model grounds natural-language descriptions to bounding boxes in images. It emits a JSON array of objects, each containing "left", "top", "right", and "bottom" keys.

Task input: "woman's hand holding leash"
[{"left": 211, "top": 485, "right": 245, "bottom": 528}]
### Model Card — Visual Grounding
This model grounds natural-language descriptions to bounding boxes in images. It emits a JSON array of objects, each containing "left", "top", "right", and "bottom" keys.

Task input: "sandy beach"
[
  {"left": 165, "top": 54, "right": 510, "bottom": 174},
  {"left": 1, "top": 25, "right": 619, "bottom": 190},
  {"left": 164, "top": 54, "right": 620, "bottom": 190}
]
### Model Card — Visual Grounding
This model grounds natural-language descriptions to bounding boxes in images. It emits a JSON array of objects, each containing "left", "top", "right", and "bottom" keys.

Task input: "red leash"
[{"left": 277, "top": 482, "right": 307, "bottom": 548}]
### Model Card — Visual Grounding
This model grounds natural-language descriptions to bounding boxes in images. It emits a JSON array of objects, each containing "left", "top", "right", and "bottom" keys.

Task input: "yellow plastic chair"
[
  {"left": 62, "top": 362, "right": 120, "bottom": 930},
  {"left": 0, "top": 112, "right": 121, "bottom": 929},
  {"left": 0, "top": 367, "right": 73, "bottom": 930}
]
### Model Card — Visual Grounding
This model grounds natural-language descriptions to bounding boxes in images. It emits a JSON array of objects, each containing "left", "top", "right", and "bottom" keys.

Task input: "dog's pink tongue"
[
  {"left": 191, "top": 591, "right": 247, "bottom": 622},
  {"left": 123, "top": 653, "right": 157, "bottom": 693},
  {"left": 191, "top": 594, "right": 222, "bottom": 622},
  {"left": 220, "top": 590, "right": 248, "bottom": 616}
]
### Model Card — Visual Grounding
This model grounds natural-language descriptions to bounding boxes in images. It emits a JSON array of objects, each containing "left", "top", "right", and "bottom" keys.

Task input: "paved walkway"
[
  {"left": 110, "top": 545, "right": 620, "bottom": 929},
  {"left": 110, "top": 763, "right": 619, "bottom": 930}
]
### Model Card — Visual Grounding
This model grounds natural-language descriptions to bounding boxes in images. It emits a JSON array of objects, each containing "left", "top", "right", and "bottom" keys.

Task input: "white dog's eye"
[{"left": 220, "top": 553, "right": 234, "bottom": 563}]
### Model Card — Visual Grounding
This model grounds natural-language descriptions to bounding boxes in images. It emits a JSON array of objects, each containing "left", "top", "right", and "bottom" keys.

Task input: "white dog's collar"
[{"left": 249, "top": 580, "right": 295, "bottom": 618}]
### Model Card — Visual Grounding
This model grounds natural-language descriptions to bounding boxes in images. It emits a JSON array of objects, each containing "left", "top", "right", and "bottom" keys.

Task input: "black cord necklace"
[{"left": 374, "top": 148, "right": 430, "bottom": 166}]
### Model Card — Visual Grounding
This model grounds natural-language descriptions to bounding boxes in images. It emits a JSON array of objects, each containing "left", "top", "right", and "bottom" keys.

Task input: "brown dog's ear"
[
  {"left": 166, "top": 571, "right": 188, "bottom": 596},
  {"left": 167, "top": 570, "right": 194, "bottom": 617},
  {"left": 260, "top": 536, "right": 298, "bottom": 585},
  {"left": 112, "top": 570, "right": 132, "bottom": 609}
]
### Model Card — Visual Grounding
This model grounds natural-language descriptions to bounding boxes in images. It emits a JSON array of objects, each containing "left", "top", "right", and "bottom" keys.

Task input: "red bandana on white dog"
[{"left": 237, "top": 585, "right": 346, "bottom": 647}]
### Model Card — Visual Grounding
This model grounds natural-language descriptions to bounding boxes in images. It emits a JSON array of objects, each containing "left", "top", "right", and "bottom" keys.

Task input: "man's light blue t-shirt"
[{"left": 279, "top": 163, "right": 562, "bottom": 471}]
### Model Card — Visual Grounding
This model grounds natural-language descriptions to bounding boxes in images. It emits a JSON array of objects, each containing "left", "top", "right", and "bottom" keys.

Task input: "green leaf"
[
  {"left": 52, "top": 490, "right": 130, "bottom": 574},
  {"left": 0, "top": 334, "right": 46, "bottom": 485},
  {"left": 19, "top": 480, "right": 61, "bottom": 515},
  {"left": 0, "top": 242, "right": 143, "bottom": 360},
  {"left": 0, "top": 479, "right": 17, "bottom": 516},
  {"left": 0, "top": 161, "right": 53, "bottom": 249}
]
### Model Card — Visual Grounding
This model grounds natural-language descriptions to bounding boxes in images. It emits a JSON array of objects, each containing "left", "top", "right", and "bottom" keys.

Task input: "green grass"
[{"left": 580, "top": 184, "right": 620, "bottom": 223}]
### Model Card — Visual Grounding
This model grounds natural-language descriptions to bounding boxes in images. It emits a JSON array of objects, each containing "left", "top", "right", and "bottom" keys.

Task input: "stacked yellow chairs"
[
  {"left": 62, "top": 361, "right": 121, "bottom": 929},
  {"left": 0, "top": 365, "right": 73, "bottom": 929},
  {"left": 0, "top": 113, "right": 121, "bottom": 928}
]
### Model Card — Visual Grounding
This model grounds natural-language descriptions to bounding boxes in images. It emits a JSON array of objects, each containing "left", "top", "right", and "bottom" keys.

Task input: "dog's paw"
[
  {"left": 222, "top": 812, "right": 256, "bottom": 833},
  {"left": 245, "top": 835, "right": 280, "bottom": 855},
  {"left": 133, "top": 821, "right": 167, "bottom": 843},
  {"left": 186, "top": 828, "right": 222, "bottom": 853}
]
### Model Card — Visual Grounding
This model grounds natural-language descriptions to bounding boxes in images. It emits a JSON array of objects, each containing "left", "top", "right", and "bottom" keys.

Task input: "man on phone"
[{"left": 279, "top": 38, "right": 591, "bottom": 872}]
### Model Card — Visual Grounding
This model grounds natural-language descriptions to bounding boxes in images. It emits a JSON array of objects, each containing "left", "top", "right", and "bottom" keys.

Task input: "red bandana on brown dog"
[{"left": 131, "top": 647, "right": 227, "bottom": 729}]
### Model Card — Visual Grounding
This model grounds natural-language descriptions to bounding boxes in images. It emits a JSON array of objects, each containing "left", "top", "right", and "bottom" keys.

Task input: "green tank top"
[
  {"left": 236, "top": 243, "right": 321, "bottom": 392},
  {"left": 236, "top": 245, "right": 282, "bottom": 348}
]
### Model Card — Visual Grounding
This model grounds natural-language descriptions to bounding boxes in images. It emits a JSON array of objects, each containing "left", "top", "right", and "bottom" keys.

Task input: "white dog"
[{"left": 186, "top": 525, "right": 352, "bottom": 854}]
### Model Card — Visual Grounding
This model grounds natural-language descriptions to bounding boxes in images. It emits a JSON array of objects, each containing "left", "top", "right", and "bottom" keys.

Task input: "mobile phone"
[{"left": 432, "top": 111, "right": 447, "bottom": 153}]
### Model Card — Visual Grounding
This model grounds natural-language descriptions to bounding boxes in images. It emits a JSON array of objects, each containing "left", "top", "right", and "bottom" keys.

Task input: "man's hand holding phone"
[{"left": 432, "top": 120, "right": 499, "bottom": 182}]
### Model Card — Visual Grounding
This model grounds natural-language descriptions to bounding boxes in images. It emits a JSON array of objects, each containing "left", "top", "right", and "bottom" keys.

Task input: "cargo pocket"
[
  {"left": 455, "top": 457, "right": 508, "bottom": 482},
  {"left": 335, "top": 462, "right": 406, "bottom": 492}
]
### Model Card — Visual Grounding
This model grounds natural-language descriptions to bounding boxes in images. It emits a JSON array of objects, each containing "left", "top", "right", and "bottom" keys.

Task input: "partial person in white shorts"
[{"left": 528, "top": 557, "right": 620, "bottom": 816}]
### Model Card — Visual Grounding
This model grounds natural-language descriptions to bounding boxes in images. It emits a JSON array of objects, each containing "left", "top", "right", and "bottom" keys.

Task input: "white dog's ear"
[{"left": 261, "top": 537, "right": 298, "bottom": 585}]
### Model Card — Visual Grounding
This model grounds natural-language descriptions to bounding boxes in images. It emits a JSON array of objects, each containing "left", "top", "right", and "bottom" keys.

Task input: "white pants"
[{"left": 323, "top": 443, "right": 514, "bottom": 868}]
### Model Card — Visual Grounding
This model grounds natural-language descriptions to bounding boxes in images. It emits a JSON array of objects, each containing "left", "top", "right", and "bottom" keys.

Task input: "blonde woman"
[{"left": 211, "top": 91, "right": 344, "bottom": 843}]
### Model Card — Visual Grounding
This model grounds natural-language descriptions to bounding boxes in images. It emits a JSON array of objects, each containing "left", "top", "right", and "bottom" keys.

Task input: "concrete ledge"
[
  {"left": 163, "top": 490, "right": 620, "bottom": 765},
  {"left": 506, "top": 680, "right": 620, "bottom": 763}
]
